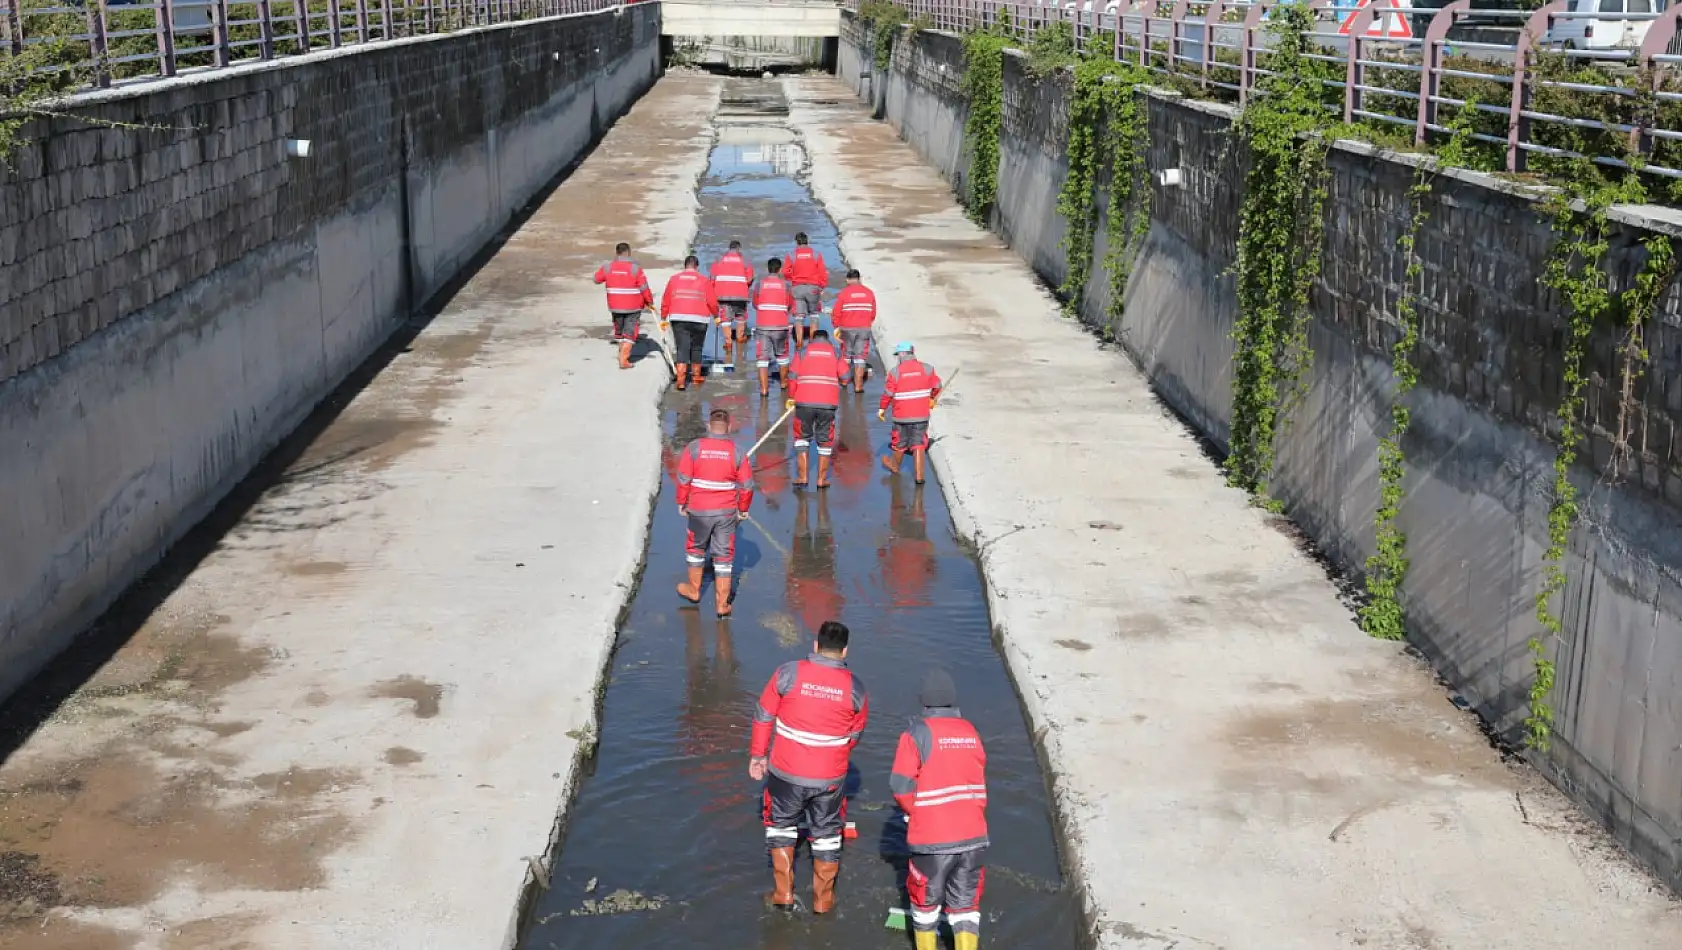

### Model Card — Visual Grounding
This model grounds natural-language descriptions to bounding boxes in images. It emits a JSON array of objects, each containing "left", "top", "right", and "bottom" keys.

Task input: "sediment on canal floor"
[{"left": 516, "top": 77, "right": 1082, "bottom": 950}]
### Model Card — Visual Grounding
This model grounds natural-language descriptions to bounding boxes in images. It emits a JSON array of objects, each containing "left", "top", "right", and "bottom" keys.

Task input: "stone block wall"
[
  {"left": 0, "top": 6, "right": 662, "bottom": 702},
  {"left": 840, "top": 12, "right": 1682, "bottom": 895}
]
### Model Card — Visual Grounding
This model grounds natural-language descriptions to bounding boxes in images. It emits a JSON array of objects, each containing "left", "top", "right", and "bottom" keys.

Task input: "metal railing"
[
  {"left": 0, "top": 0, "right": 642, "bottom": 89},
  {"left": 861, "top": 0, "right": 1682, "bottom": 178}
]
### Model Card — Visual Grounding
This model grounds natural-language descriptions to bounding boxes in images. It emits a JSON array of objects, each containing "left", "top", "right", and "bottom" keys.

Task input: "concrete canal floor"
[{"left": 0, "top": 67, "right": 1680, "bottom": 950}]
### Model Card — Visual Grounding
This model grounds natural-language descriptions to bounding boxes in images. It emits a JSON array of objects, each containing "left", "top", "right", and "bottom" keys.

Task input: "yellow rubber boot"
[
  {"left": 913, "top": 931, "right": 940, "bottom": 950},
  {"left": 954, "top": 932, "right": 979, "bottom": 950}
]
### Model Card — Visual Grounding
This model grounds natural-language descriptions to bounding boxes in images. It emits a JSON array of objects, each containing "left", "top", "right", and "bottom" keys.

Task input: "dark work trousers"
[
  {"left": 906, "top": 848, "right": 986, "bottom": 935},
  {"left": 761, "top": 774, "right": 847, "bottom": 863},
  {"left": 671, "top": 319, "right": 708, "bottom": 364}
]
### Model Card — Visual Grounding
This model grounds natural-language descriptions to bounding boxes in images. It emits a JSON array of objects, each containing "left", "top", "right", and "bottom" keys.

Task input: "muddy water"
[{"left": 518, "top": 79, "right": 1079, "bottom": 950}]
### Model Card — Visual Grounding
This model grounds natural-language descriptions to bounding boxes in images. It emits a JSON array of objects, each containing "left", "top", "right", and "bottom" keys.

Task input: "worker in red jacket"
[
  {"left": 711, "top": 241, "right": 755, "bottom": 371},
  {"left": 890, "top": 669, "right": 988, "bottom": 950},
  {"left": 878, "top": 342, "right": 943, "bottom": 485},
  {"left": 831, "top": 269, "right": 877, "bottom": 393},
  {"left": 784, "top": 232, "right": 829, "bottom": 348},
  {"left": 674, "top": 408, "right": 756, "bottom": 616},
  {"left": 593, "top": 242, "right": 654, "bottom": 370},
  {"left": 749, "top": 620, "right": 868, "bottom": 914},
  {"left": 662, "top": 255, "right": 720, "bottom": 391},
  {"left": 752, "top": 258, "right": 796, "bottom": 399},
  {"left": 784, "top": 329, "right": 850, "bottom": 489}
]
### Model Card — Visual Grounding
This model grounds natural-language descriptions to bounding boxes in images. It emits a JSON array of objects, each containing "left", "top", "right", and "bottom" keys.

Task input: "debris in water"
[
  {"left": 760, "top": 611, "right": 802, "bottom": 648},
  {"left": 584, "top": 877, "right": 597, "bottom": 893},
  {"left": 570, "top": 888, "right": 668, "bottom": 916}
]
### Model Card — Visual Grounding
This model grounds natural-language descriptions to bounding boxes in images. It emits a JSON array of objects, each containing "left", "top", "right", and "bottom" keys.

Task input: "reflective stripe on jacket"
[
  {"left": 594, "top": 259, "right": 654, "bottom": 313},
  {"left": 751, "top": 655, "right": 869, "bottom": 786},
  {"left": 890, "top": 709, "right": 988, "bottom": 854},
  {"left": 790, "top": 340, "right": 848, "bottom": 408},
  {"left": 785, "top": 246, "right": 829, "bottom": 287},
  {"left": 753, "top": 276, "right": 795, "bottom": 330},
  {"left": 832, "top": 284, "right": 877, "bottom": 329},
  {"left": 662, "top": 270, "right": 719, "bottom": 323},
  {"left": 879, "top": 359, "right": 942, "bottom": 422},
  {"left": 711, "top": 251, "right": 755, "bottom": 301},
  {"left": 675, "top": 436, "right": 755, "bottom": 514}
]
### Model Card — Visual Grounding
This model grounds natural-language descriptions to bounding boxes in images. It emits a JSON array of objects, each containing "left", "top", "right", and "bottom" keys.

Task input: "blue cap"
[{"left": 894, "top": 341, "right": 914, "bottom": 354}]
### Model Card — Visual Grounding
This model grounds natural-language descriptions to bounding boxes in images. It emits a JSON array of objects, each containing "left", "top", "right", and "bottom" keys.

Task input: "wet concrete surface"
[{"left": 519, "top": 79, "right": 1079, "bottom": 950}]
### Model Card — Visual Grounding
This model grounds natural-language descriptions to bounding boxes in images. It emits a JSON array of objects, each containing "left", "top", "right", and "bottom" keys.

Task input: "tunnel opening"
[{"left": 515, "top": 76, "right": 1082, "bottom": 950}]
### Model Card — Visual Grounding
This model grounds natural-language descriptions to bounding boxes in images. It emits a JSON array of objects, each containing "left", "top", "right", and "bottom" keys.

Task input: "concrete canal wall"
[
  {"left": 839, "top": 13, "right": 1682, "bottom": 895},
  {"left": 0, "top": 6, "right": 661, "bottom": 704}
]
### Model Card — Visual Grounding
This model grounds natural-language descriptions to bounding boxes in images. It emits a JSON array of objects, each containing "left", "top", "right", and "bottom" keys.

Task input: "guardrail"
[
  {"left": 860, "top": 0, "right": 1682, "bottom": 180},
  {"left": 0, "top": 0, "right": 643, "bottom": 89}
]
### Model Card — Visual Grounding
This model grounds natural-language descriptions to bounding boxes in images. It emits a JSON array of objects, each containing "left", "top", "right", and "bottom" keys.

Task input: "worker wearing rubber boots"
[
  {"left": 752, "top": 258, "right": 796, "bottom": 398},
  {"left": 891, "top": 669, "right": 989, "bottom": 950},
  {"left": 785, "top": 231, "right": 829, "bottom": 349},
  {"left": 749, "top": 620, "right": 869, "bottom": 915},
  {"left": 831, "top": 269, "right": 877, "bottom": 393},
  {"left": 662, "top": 255, "right": 719, "bottom": 391},
  {"left": 878, "top": 342, "right": 943, "bottom": 485},
  {"left": 712, "top": 240, "right": 755, "bottom": 371},
  {"left": 674, "top": 409, "right": 756, "bottom": 616},
  {"left": 593, "top": 242, "right": 654, "bottom": 370},
  {"left": 786, "top": 328, "right": 849, "bottom": 489}
]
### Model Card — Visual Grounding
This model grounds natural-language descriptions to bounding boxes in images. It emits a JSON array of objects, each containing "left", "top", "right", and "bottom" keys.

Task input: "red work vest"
[
  {"left": 790, "top": 340, "right": 845, "bottom": 408},
  {"left": 833, "top": 284, "right": 877, "bottom": 329},
  {"left": 753, "top": 276, "right": 794, "bottom": 330},
  {"left": 595, "top": 259, "right": 650, "bottom": 313},
  {"left": 711, "top": 251, "right": 754, "bottom": 301},
  {"left": 663, "top": 270, "right": 716, "bottom": 322},
  {"left": 884, "top": 359, "right": 938, "bottom": 422},
  {"left": 893, "top": 713, "right": 988, "bottom": 853},
  {"left": 751, "top": 656, "right": 869, "bottom": 786},
  {"left": 676, "top": 436, "right": 754, "bottom": 514},
  {"left": 785, "top": 246, "right": 827, "bottom": 287}
]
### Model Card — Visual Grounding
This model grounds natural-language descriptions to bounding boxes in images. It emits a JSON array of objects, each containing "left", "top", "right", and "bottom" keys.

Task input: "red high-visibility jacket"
[
  {"left": 711, "top": 251, "right": 755, "bottom": 302},
  {"left": 675, "top": 436, "right": 755, "bottom": 514},
  {"left": 789, "top": 340, "right": 848, "bottom": 408},
  {"left": 753, "top": 275, "right": 795, "bottom": 330},
  {"left": 594, "top": 258, "right": 654, "bottom": 313},
  {"left": 785, "top": 246, "right": 829, "bottom": 287},
  {"left": 880, "top": 359, "right": 942, "bottom": 422},
  {"left": 751, "top": 654, "right": 869, "bottom": 786},
  {"left": 890, "top": 710, "right": 988, "bottom": 854},
  {"left": 662, "top": 269, "right": 719, "bottom": 323},
  {"left": 832, "top": 284, "right": 877, "bottom": 329}
]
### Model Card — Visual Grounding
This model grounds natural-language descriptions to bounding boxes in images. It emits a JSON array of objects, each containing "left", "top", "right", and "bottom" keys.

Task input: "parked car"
[{"left": 1544, "top": 0, "right": 1654, "bottom": 50}]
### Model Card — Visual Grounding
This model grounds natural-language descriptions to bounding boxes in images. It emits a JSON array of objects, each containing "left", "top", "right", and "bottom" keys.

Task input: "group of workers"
[{"left": 596, "top": 239, "right": 983, "bottom": 946}]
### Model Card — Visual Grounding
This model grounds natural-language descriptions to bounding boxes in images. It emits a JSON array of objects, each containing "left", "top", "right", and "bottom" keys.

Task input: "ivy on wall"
[
  {"left": 960, "top": 28, "right": 1009, "bottom": 225},
  {"left": 1224, "top": 4, "right": 1333, "bottom": 503},
  {"left": 1057, "top": 57, "right": 1151, "bottom": 329}
]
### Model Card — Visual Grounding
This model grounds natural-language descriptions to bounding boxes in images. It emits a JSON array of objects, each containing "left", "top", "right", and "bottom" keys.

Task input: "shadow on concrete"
[{"left": 0, "top": 88, "right": 636, "bottom": 765}]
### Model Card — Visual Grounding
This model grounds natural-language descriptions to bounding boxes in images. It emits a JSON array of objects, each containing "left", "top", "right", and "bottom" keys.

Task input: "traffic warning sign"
[{"left": 1336, "top": 0, "right": 1414, "bottom": 39}]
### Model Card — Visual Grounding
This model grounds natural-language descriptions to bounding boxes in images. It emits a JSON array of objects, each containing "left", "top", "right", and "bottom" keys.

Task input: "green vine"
[
  {"left": 1525, "top": 161, "right": 1648, "bottom": 751},
  {"left": 961, "top": 28, "right": 1009, "bottom": 226},
  {"left": 1224, "top": 4, "right": 1333, "bottom": 504},
  {"left": 1023, "top": 20, "right": 1078, "bottom": 79},
  {"left": 860, "top": 0, "right": 909, "bottom": 72},
  {"left": 1057, "top": 57, "right": 1151, "bottom": 327}
]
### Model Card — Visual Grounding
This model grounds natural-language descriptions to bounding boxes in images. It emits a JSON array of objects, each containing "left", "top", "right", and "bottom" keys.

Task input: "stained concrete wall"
[
  {"left": 670, "top": 34, "right": 832, "bottom": 70},
  {"left": 840, "top": 13, "right": 1682, "bottom": 895},
  {"left": 0, "top": 6, "right": 662, "bottom": 703}
]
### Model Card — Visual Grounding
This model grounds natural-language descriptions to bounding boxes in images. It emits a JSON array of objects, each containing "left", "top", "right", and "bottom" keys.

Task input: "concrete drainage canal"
[{"left": 517, "top": 78, "right": 1080, "bottom": 950}]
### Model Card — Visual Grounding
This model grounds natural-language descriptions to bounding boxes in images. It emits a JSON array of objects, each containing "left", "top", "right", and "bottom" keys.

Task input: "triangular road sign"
[{"left": 1337, "top": 0, "right": 1414, "bottom": 39}]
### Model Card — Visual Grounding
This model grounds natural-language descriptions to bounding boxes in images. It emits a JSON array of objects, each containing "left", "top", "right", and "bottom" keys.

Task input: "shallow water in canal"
[{"left": 518, "top": 78, "right": 1080, "bottom": 950}]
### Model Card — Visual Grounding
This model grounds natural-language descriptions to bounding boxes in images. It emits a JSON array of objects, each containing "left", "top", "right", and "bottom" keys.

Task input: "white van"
[{"left": 1545, "top": 0, "right": 1655, "bottom": 51}]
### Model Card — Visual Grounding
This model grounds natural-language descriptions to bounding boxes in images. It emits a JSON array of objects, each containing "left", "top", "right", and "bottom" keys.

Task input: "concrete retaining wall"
[
  {"left": 839, "top": 13, "right": 1682, "bottom": 895},
  {"left": 0, "top": 6, "right": 662, "bottom": 703}
]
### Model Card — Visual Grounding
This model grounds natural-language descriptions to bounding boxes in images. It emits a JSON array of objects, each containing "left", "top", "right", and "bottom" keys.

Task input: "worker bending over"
[
  {"left": 891, "top": 670, "right": 989, "bottom": 950},
  {"left": 593, "top": 242, "right": 654, "bottom": 370},
  {"left": 878, "top": 342, "right": 943, "bottom": 485},
  {"left": 832, "top": 269, "right": 877, "bottom": 393},
  {"left": 674, "top": 408, "right": 755, "bottom": 616},
  {"left": 786, "top": 329, "right": 850, "bottom": 489},
  {"left": 785, "top": 232, "right": 829, "bottom": 348},
  {"left": 712, "top": 240, "right": 755, "bottom": 371},
  {"left": 752, "top": 258, "right": 796, "bottom": 398},
  {"left": 750, "top": 620, "right": 868, "bottom": 914},
  {"left": 662, "top": 255, "right": 719, "bottom": 390}
]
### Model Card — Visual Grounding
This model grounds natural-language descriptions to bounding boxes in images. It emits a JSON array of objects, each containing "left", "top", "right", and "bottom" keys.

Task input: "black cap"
[{"left": 920, "top": 669, "right": 957, "bottom": 708}]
